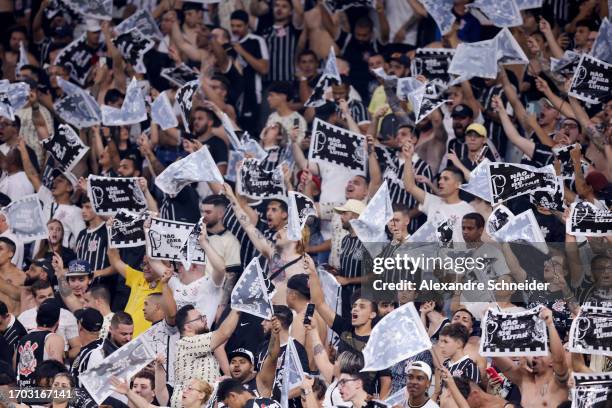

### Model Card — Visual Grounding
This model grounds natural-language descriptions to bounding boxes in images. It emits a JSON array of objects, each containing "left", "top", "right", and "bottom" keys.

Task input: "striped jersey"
[
  {"left": 261, "top": 23, "right": 301, "bottom": 83},
  {"left": 443, "top": 355, "right": 480, "bottom": 384},
  {"left": 75, "top": 222, "right": 109, "bottom": 272}
]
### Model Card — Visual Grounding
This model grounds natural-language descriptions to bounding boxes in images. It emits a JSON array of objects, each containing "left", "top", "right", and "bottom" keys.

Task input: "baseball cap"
[
  {"left": 466, "top": 123, "right": 487, "bottom": 138},
  {"left": 37, "top": 298, "right": 61, "bottom": 327},
  {"left": 85, "top": 19, "right": 101, "bottom": 32},
  {"left": 451, "top": 104, "right": 473, "bottom": 119},
  {"left": 74, "top": 308, "right": 104, "bottom": 332},
  {"left": 50, "top": 168, "right": 78, "bottom": 188},
  {"left": 67, "top": 260, "right": 92, "bottom": 277},
  {"left": 334, "top": 199, "right": 366, "bottom": 215},
  {"left": 406, "top": 361, "right": 432, "bottom": 381},
  {"left": 228, "top": 348, "right": 255, "bottom": 365},
  {"left": 287, "top": 274, "right": 310, "bottom": 299},
  {"left": 33, "top": 258, "right": 55, "bottom": 278}
]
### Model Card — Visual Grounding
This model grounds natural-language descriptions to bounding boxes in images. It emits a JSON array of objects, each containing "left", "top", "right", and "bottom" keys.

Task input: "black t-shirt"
[
  {"left": 202, "top": 135, "right": 229, "bottom": 165},
  {"left": 218, "top": 305, "right": 265, "bottom": 360},
  {"left": 75, "top": 222, "right": 110, "bottom": 272},
  {"left": 160, "top": 184, "right": 201, "bottom": 223},
  {"left": 236, "top": 34, "right": 268, "bottom": 109}
]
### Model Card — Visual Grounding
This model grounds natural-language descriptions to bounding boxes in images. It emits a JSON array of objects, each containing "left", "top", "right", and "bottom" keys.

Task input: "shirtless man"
[
  {"left": 493, "top": 307, "right": 569, "bottom": 408},
  {"left": 303, "top": 3, "right": 340, "bottom": 59},
  {"left": 448, "top": 309, "right": 487, "bottom": 388},
  {"left": 0, "top": 237, "right": 26, "bottom": 314}
]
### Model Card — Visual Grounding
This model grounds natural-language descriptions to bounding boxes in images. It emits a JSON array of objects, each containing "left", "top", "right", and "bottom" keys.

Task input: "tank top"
[{"left": 16, "top": 330, "right": 51, "bottom": 387}]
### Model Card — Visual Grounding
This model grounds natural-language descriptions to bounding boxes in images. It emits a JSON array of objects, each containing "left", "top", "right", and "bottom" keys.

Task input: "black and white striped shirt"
[
  {"left": 262, "top": 23, "right": 301, "bottom": 83},
  {"left": 159, "top": 185, "right": 201, "bottom": 224},
  {"left": 443, "top": 355, "right": 481, "bottom": 384},
  {"left": 339, "top": 235, "right": 366, "bottom": 281},
  {"left": 71, "top": 339, "right": 103, "bottom": 387},
  {"left": 75, "top": 222, "right": 109, "bottom": 272}
]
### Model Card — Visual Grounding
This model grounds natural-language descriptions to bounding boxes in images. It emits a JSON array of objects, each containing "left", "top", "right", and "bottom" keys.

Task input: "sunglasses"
[{"left": 185, "top": 315, "right": 206, "bottom": 325}]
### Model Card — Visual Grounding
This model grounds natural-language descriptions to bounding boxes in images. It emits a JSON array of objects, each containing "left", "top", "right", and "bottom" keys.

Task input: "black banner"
[
  {"left": 41, "top": 124, "right": 89, "bottom": 171},
  {"left": 161, "top": 64, "right": 199, "bottom": 88},
  {"left": 567, "top": 201, "right": 612, "bottom": 237},
  {"left": 54, "top": 34, "right": 94, "bottom": 86},
  {"left": 237, "top": 159, "right": 286, "bottom": 200},
  {"left": 488, "top": 163, "right": 557, "bottom": 205},
  {"left": 293, "top": 192, "right": 317, "bottom": 227},
  {"left": 308, "top": 118, "right": 367, "bottom": 173},
  {"left": 108, "top": 210, "right": 147, "bottom": 248},
  {"left": 569, "top": 54, "right": 612, "bottom": 105},
  {"left": 411, "top": 48, "right": 455, "bottom": 85},
  {"left": 87, "top": 175, "right": 148, "bottom": 216},
  {"left": 569, "top": 306, "right": 612, "bottom": 356},
  {"left": 573, "top": 372, "right": 612, "bottom": 408},
  {"left": 112, "top": 28, "right": 155, "bottom": 74},
  {"left": 322, "top": 0, "right": 372, "bottom": 13},
  {"left": 176, "top": 80, "right": 199, "bottom": 133},
  {"left": 480, "top": 307, "right": 549, "bottom": 357}
]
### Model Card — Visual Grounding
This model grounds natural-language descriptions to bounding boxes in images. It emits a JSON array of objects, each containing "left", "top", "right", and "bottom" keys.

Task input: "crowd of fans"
[{"left": 0, "top": 0, "right": 610, "bottom": 407}]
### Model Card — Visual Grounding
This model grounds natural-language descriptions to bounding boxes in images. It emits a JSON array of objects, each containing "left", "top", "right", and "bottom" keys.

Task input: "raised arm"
[
  {"left": 170, "top": 20, "right": 203, "bottom": 61},
  {"left": 257, "top": 316, "right": 281, "bottom": 396},
  {"left": 137, "top": 178, "right": 159, "bottom": 213},
  {"left": 105, "top": 247, "right": 127, "bottom": 278},
  {"left": 198, "top": 224, "right": 226, "bottom": 287},
  {"left": 402, "top": 144, "right": 426, "bottom": 204},
  {"left": 307, "top": 261, "right": 337, "bottom": 328},
  {"left": 211, "top": 310, "right": 240, "bottom": 350},
  {"left": 154, "top": 355, "right": 170, "bottom": 406},
  {"left": 492, "top": 95, "right": 536, "bottom": 158},
  {"left": 52, "top": 253, "right": 83, "bottom": 312},
  {"left": 17, "top": 139, "right": 42, "bottom": 191},
  {"left": 540, "top": 307, "right": 568, "bottom": 381},
  {"left": 539, "top": 19, "right": 564, "bottom": 59},
  {"left": 367, "top": 135, "right": 382, "bottom": 194},
  {"left": 233, "top": 41, "right": 269, "bottom": 76},
  {"left": 338, "top": 99, "right": 360, "bottom": 134}
]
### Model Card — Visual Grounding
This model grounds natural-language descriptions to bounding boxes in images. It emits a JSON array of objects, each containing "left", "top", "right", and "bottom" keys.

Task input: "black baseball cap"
[
  {"left": 451, "top": 104, "right": 474, "bottom": 119},
  {"left": 32, "top": 258, "right": 55, "bottom": 281},
  {"left": 74, "top": 308, "right": 104, "bottom": 332},
  {"left": 287, "top": 274, "right": 310, "bottom": 299},
  {"left": 228, "top": 348, "right": 255, "bottom": 365},
  {"left": 37, "top": 298, "right": 61, "bottom": 328}
]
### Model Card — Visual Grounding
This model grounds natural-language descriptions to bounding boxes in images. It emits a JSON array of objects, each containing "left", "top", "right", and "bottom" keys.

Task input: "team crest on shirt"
[
  {"left": 17, "top": 341, "right": 39, "bottom": 376},
  {"left": 88, "top": 239, "right": 98, "bottom": 252},
  {"left": 451, "top": 368, "right": 464, "bottom": 377}
]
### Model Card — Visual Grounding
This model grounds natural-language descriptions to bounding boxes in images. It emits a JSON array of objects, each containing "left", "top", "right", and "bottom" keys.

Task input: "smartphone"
[
  {"left": 303, "top": 303, "right": 315, "bottom": 325},
  {"left": 293, "top": 117, "right": 300, "bottom": 129},
  {"left": 99, "top": 57, "right": 107, "bottom": 68},
  {"left": 486, "top": 367, "right": 503, "bottom": 383}
]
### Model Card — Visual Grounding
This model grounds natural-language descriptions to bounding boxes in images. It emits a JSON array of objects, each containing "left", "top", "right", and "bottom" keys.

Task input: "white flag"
[
  {"left": 419, "top": 0, "right": 456, "bottom": 35},
  {"left": 220, "top": 112, "right": 243, "bottom": 150},
  {"left": 449, "top": 39, "right": 499, "bottom": 79},
  {"left": 55, "top": 77, "right": 101, "bottom": 129},
  {"left": 460, "top": 158, "right": 492, "bottom": 202},
  {"left": 591, "top": 18, "right": 612, "bottom": 64},
  {"left": 230, "top": 258, "right": 273, "bottom": 319},
  {"left": 101, "top": 77, "right": 147, "bottom": 126},
  {"left": 362, "top": 303, "right": 432, "bottom": 372},
  {"left": 151, "top": 91, "right": 178, "bottom": 130},
  {"left": 16, "top": 41, "right": 29, "bottom": 74},
  {"left": 467, "top": 0, "right": 523, "bottom": 28},
  {"left": 350, "top": 181, "right": 393, "bottom": 243},
  {"left": 491, "top": 209, "right": 548, "bottom": 254},
  {"left": 495, "top": 28, "right": 529, "bottom": 65},
  {"left": 155, "top": 146, "right": 224, "bottom": 196}
]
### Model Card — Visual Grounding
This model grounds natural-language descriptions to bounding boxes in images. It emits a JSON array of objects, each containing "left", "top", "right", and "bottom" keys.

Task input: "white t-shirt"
[
  {"left": 0, "top": 171, "right": 35, "bottom": 201},
  {"left": 0, "top": 230, "right": 24, "bottom": 268},
  {"left": 419, "top": 193, "right": 474, "bottom": 243},
  {"left": 37, "top": 186, "right": 86, "bottom": 249},
  {"left": 18, "top": 307, "right": 79, "bottom": 351},
  {"left": 168, "top": 274, "right": 223, "bottom": 325}
]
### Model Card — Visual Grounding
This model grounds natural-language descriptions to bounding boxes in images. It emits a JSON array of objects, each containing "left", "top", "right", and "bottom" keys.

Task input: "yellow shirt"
[
  {"left": 368, "top": 85, "right": 388, "bottom": 116},
  {"left": 124, "top": 266, "right": 163, "bottom": 337}
]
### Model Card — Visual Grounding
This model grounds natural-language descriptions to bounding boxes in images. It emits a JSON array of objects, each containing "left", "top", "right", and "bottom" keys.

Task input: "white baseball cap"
[
  {"left": 85, "top": 19, "right": 101, "bottom": 32},
  {"left": 406, "top": 361, "right": 432, "bottom": 381}
]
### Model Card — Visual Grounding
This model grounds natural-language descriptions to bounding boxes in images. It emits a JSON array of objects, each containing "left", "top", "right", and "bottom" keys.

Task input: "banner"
[
  {"left": 230, "top": 257, "right": 273, "bottom": 319},
  {"left": 407, "top": 80, "right": 448, "bottom": 123},
  {"left": 3, "top": 195, "right": 48, "bottom": 242},
  {"left": 491, "top": 209, "right": 548, "bottom": 254},
  {"left": 568, "top": 306, "right": 612, "bottom": 356},
  {"left": 485, "top": 205, "right": 513, "bottom": 237},
  {"left": 551, "top": 50, "right": 581, "bottom": 75},
  {"left": 572, "top": 372, "right": 612, "bottom": 408},
  {"left": 322, "top": 0, "right": 373, "bottom": 13},
  {"left": 150, "top": 91, "right": 178, "bottom": 130},
  {"left": 396, "top": 77, "right": 423, "bottom": 101},
  {"left": 308, "top": 118, "right": 367, "bottom": 174},
  {"left": 460, "top": 159, "right": 493, "bottom": 202},
  {"left": 220, "top": 112, "right": 243, "bottom": 150},
  {"left": 304, "top": 47, "right": 341, "bottom": 108},
  {"left": 107, "top": 210, "right": 147, "bottom": 248},
  {"left": 155, "top": 146, "right": 224, "bottom": 196},
  {"left": 449, "top": 39, "right": 499, "bottom": 79},
  {"left": 479, "top": 306, "right": 548, "bottom": 357},
  {"left": 529, "top": 182, "right": 565, "bottom": 211},
  {"left": 362, "top": 303, "right": 432, "bottom": 372},
  {"left": 419, "top": 0, "right": 456, "bottom": 35},
  {"left": 591, "top": 18, "right": 612, "bottom": 64},
  {"left": 176, "top": 80, "right": 199, "bottom": 133},
  {"left": 160, "top": 64, "right": 199, "bottom": 88},
  {"left": 54, "top": 77, "right": 101, "bottom": 129},
  {"left": 41, "top": 124, "right": 89, "bottom": 171},
  {"left": 101, "top": 77, "right": 147, "bottom": 126},
  {"left": 467, "top": 0, "right": 523, "bottom": 28},
  {"left": 568, "top": 54, "right": 612, "bottom": 105},
  {"left": 87, "top": 175, "right": 147, "bottom": 216},
  {"left": 410, "top": 48, "right": 455, "bottom": 85},
  {"left": 488, "top": 163, "right": 557, "bottom": 205},
  {"left": 63, "top": 0, "right": 112, "bottom": 20},
  {"left": 567, "top": 201, "right": 612, "bottom": 237},
  {"left": 237, "top": 159, "right": 286, "bottom": 200},
  {"left": 54, "top": 34, "right": 94, "bottom": 86},
  {"left": 80, "top": 336, "right": 155, "bottom": 405},
  {"left": 146, "top": 217, "right": 206, "bottom": 263},
  {"left": 115, "top": 9, "right": 163, "bottom": 41},
  {"left": 112, "top": 28, "right": 155, "bottom": 74}
]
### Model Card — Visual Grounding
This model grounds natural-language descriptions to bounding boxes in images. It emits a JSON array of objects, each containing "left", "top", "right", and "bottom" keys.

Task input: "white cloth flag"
[
  {"left": 151, "top": 91, "right": 178, "bottom": 130},
  {"left": 460, "top": 159, "right": 493, "bottom": 202},
  {"left": 155, "top": 146, "right": 224, "bottom": 196},
  {"left": 220, "top": 112, "right": 243, "bottom": 150},
  {"left": 449, "top": 39, "right": 499, "bottom": 79},
  {"left": 0, "top": 80, "right": 29, "bottom": 112},
  {"left": 101, "top": 77, "right": 147, "bottom": 126},
  {"left": 230, "top": 258, "right": 273, "bottom": 319},
  {"left": 419, "top": 0, "right": 456, "bottom": 35},
  {"left": 287, "top": 191, "right": 317, "bottom": 241},
  {"left": 115, "top": 9, "right": 164, "bottom": 41},
  {"left": 396, "top": 77, "right": 423, "bottom": 101},
  {"left": 362, "top": 303, "right": 432, "bottom": 372},
  {"left": 350, "top": 181, "right": 392, "bottom": 247},
  {"left": 55, "top": 77, "right": 102, "bottom": 129},
  {"left": 3, "top": 194, "right": 48, "bottom": 242},
  {"left": 496, "top": 28, "right": 529, "bottom": 65},
  {"left": 16, "top": 41, "right": 28, "bottom": 74},
  {"left": 317, "top": 266, "right": 342, "bottom": 316},
  {"left": 406, "top": 80, "right": 447, "bottom": 123},
  {"left": 514, "top": 0, "right": 543, "bottom": 10},
  {"left": 467, "top": 0, "right": 523, "bottom": 27},
  {"left": 591, "top": 18, "right": 612, "bottom": 64},
  {"left": 323, "top": 47, "right": 341, "bottom": 82},
  {"left": 239, "top": 138, "right": 267, "bottom": 160},
  {"left": 491, "top": 209, "right": 548, "bottom": 254},
  {"left": 284, "top": 338, "right": 305, "bottom": 390}
]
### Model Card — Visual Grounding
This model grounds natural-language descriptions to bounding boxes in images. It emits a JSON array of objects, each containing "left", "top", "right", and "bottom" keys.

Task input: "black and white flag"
[
  {"left": 551, "top": 50, "right": 581, "bottom": 75},
  {"left": 279, "top": 337, "right": 306, "bottom": 408},
  {"left": 115, "top": 9, "right": 163, "bottom": 41},
  {"left": 0, "top": 93, "right": 13, "bottom": 121},
  {"left": 529, "top": 181, "right": 565, "bottom": 212},
  {"left": 491, "top": 209, "right": 548, "bottom": 254},
  {"left": 178, "top": 218, "right": 205, "bottom": 271},
  {"left": 552, "top": 144, "right": 589, "bottom": 181},
  {"left": 567, "top": 201, "right": 612, "bottom": 237},
  {"left": 220, "top": 111, "right": 244, "bottom": 150},
  {"left": 176, "top": 80, "right": 199, "bottom": 133},
  {"left": 569, "top": 54, "right": 612, "bottom": 105},
  {"left": 322, "top": 0, "right": 373, "bottom": 13},
  {"left": 54, "top": 34, "right": 95, "bottom": 86},
  {"left": 147, "top": 217, "right": 206, "bottom": 264},
  {"left": 308, "top": 118, "right": 367, "bottom": 174},
  {"left": 231, "top": 257, "right": 273, "bottom": 320},
  {"left": 160, "top": 64, "right": 199, "bottom": 88},
  {"left": 41, "top": 124, "right": 89, "bottom": 171},
  {"left": 304, "top": 47, "right": 340, "bottom": 108},
  {"left": 480, "top": 306, "right": 549, "bottom": 357},
  {"left": 467, "top": 0, "right": 523, "bottom": 28},
  {"left": 16, "top": 41, "right": 28, "bottom": 74},
  {"left": 87, "top": 175, "right": 147, "bottom": 216},
  {"left": 572, "top": 372, "right": 612, "bottom": 408},
  {"left": 362, "top": 303, "right": 432, "bottom": 371},
  {"left": 591, "top": 18, "right": 612, "bottom": 64},
  {"left": 3, "top": 195, "right": 48, "bottom": 242},
  {"left": 150, "top": 91, "right": 178, "bottom": 130},
  {"left": 407, "top": 80, "right": 448, "bottom": 123},
  {"left": 155, "top": 146, "right": 224, "bottom": 196},
  {"left": 54, "top": 77, "right": 101, "bottom": 129},
  {"left": 488, "top": 163, "right": 557, "bottom": 205},
  {"left": 495, "top": 28, "right": 529, "bottom": 65},
  {"left": 112, "top": 28, "right": 155, "bottom": 74},
  {"left": 237, "top": 159, "right": 286, "bottom": 200},
  {"left": 569, "top": 306, "right": 612, "bottom": 356},
  {"left": 63, "top": 0, "right": 112, "bottom": 20},
  {"left": 419, "top": 0, "right": 456, "bottom": 35},
  {"left": 396, "top": 77, "right": 423, "bottom": 101},
  {"left": 449, "top": 39, "right": 499, "bottom": 79},
  {"left": 101, "top": 77, "right": 147, "bottom": 126},
  {"left": 287, "top": 191, "right": 317, "bottom": 241},
  {"left": 108, "top": 210, "right": 147, "bottom": 248},
  {"left": 460, "top": 159, "right": 493, "bottom": 202},
  {"left": 486, "top": 204, "right": 513, "bottom": 237},
  {"left": 410, "top": 48, "right": 455, "bottom": 85},
  {"left": 80, "top": 335, "right": 155, "bottom": 405}
]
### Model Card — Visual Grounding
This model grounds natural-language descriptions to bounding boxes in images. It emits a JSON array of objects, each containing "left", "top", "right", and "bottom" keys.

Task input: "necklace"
[{"left": 539, "top": 379, "right": 550, "bottom": 397}]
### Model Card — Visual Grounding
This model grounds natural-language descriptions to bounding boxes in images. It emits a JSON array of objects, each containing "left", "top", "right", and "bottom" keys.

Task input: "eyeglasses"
[
  {"left": 337, "top": 378, "right": 359, "bottom": 387},
  {"left": 185, "top": 315, "right": 206, "bottom": 325}
]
